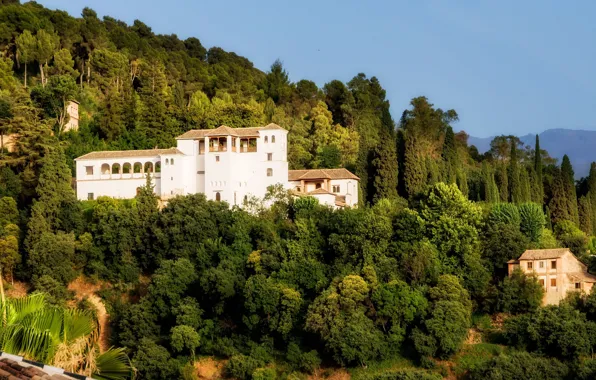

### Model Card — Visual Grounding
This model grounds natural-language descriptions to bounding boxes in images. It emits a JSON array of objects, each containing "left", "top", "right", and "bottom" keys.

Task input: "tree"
[
  {"left": 371, "top": 129, "right": 398, "bottom": 203},
  {"left": 498, "top": 268, "right": 544, "bottom": 314},
  {"left": 442, "top": 126, "right": 457, "bottom": 184},
  {"left": 51, "top": 48, "right": 79, "bottom": 79},
  {"left": 518, "top": 203, "right": 545, "bottom": 243},
  {"left": 15, "top": 30, "right": 36, "bottom": 87},
  {"left": 488, "top": 203, "right": 521, "bottom": 229},
  {"left": 561, "top": 155, "right": 579, "bottom": 225},
  {"left": 549, "top": 168, "right": 570, "bottom": 225},
  {"left": 0, "top": 293, "right": 132, "bottom": 379},
  {"left": 419, "top": 183, "right": 489, "bottom": 296},
  {"left": 533, "top": 135, "right": 544, "bottom": 204},
  {"left": 35, "top": 29, "right": 60, "bottom": 87},
  {"left": 412, "top": 275, "right": 471, "bottom": 359},
  {"left": 579, "top": 196, "right": 593, "bottom": 235},
  {"left": 262, "top": 59, "right": 292, "bottom": 104},
  {"left": 482, "top": 223, "right": 529, "bottom": 279},
  {"left": 587, "top": 162, "right": 596, "bottom": 234},
  {"left": 508, "top": 137, "right": 522, "bottom": 203}
]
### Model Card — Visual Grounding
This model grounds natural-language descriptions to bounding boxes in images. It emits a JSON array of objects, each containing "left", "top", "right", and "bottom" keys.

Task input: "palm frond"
[{"left": 93, "top": 347, "right": 134, "bottom": 380}]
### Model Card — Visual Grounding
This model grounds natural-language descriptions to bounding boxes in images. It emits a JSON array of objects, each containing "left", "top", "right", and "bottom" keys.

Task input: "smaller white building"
[{"left": 288, "top": 168, "right": 359, "bottom": 208}]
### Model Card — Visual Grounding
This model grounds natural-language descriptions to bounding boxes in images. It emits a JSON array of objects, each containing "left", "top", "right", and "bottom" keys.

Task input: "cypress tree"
[
  {"left": 442, "top": 126, "right": 457, "bottom": 184},
  {"left": 371, "top": 129, "right": 398, "bottom": 203},
  {"left": 549, "top": 168, "right": 570, "bottom": 225},
  {"left": 481, "top": 161, "right": 499, "bottom": 203},
  {"left": 508, "top": 138, "right": 522, "bottom": 203},
  {"left": 579, "top": 196, "right": 593, "bottom": 235},
  {"left": 533, "top": 135, "right": 544, "bottom": 204},
  {"left": 403, "top": 133, "right": 426, "bottom": 198},
  {"left": 520, "top": 167, "right": 531, "bottom": 203},
  {"left": 587, "top": 162, "right": 596, "bottom": 234},
  {"left": 457, "top": 168, "right": 468, "bottom": 198},
  {"left": 497, "top": 163, "right": 509, "bottom": 202},
  {"left": 561, "top": 155, "right": 579, "bottom": 225}
]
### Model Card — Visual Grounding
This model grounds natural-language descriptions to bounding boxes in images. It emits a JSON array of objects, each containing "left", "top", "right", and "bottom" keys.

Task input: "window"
[
  {"left": 272, "top": 135, "right": 276, "bottom": 143},
  {"left": 244, "top": 195, "right": 248, "bottom": 203},
  {"left": 295, "top": 186, "right": 302, "bottom": 192},
  {"left": 267, "top": 168, "right": 273, "bottom": 177},
  {"left": 527, "top": 262, "right": 533, "bottom": 270},
  {"left": 539, "top": 261, "right": 544, "bottom": 268},
  {"left": 234, "top": 192, "right": 237, "bottom": 205},
  {"left": 165, "top": 158, "right": 169, "bottom": 165},
  {"left": 171, "top": 177, "right": 173, "bottom": 181},
  {"left": 551, "top": 260, "right": 557, "bottom": 270},
  {"left": 101, "top": 163, "right": 110, "bottom": 175},
  {"left": 87, "top": 193, "right": 94, "bottom": 200},
  {"left": 216, "top": 155, "right": 220, "bottom": 162},
  {"left": 264, "top": 136, "right": 268, "bottom": 143},
  {"left": 332, "top": 185, "right": 340, "bottom": 193},
  {"left": 123, "top": 163, "right": 131, "bottom": 174},
  {"left": 216, "top": 192, "right": 221, "bottom": 201},
  {"left": 316, "top": 183, "right": 322, "bottom": 189},
  {"left": 539, "top": 279, "right": 545, "bottom": 287},
  {"left": 85, "top": 166, "right": 94, "bottom": 175},
  {"left": 551, "top": 278, "right": 557, "bottom": 287},
  {"left": 576, "top": 282, "right": 581, "bottom": 289},
  {"left": 267, "top": 153, "right": 272, "bottom": 161},
  {"left": 171, "top": 158, "right": 175, "bottom": 165}
]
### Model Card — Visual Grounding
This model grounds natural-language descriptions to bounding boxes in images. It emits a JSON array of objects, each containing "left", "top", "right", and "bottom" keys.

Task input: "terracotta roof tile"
[
  {"left": 288, "top": 168, "right": 359, "bottom": 181},
  {"left": 567, "top": 272, "right": 596, "bottom": 283},
  {"left": 76, "top": 148, "right": 184, "bottom": 160},
  {"left": 518, "top": 249, "right": 571, "bottom": 260},
  {"left": 307, "top": 188, "right": 335, "bottom": 195},
  {"left": 177, "top": 124, "right": 287, "bottom": 140}
]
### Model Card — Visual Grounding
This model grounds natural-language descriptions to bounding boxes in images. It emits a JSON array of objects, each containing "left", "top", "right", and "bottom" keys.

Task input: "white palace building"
[{"left": 75, "top": 124, "right": 359, "bottom": 208}]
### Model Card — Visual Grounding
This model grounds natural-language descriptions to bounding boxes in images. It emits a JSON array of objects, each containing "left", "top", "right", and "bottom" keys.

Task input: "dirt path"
[{"left": 68, "top": 277, "right": 110, "bottom": 353}]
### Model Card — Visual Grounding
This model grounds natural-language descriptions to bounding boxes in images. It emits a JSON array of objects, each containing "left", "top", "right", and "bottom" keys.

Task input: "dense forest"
[{"left": 3, "top": 1, "right": 596, "bottom": 379}]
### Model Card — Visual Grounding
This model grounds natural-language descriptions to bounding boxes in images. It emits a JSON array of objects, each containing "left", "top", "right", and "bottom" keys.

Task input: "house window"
[
  {"left": 171, "top": 177, "right": 173, "bottom": 181},
  {"left": 272, "top": 135, "right": 276, "bottom": 143},
  {"left": 551, "top": 260, "right": 557, "bottom": 270},
  {"left": 332, "top": 185, "right": 340, "bottom": 193},
  {"left": 527, "top": 262, "right": 533, "bottom": 270},
  {"left": 539, "top": 279, "right": 545, "bottom": 287},
  {"left": 264, "top": 136, "right": 268, "bottom": 143},
  {"left": 267, "top": 168, "right": 273, "bottom": 177},
  {"left": 551, "top": 278, "right": 557, "bottom": 287},
  {"left": 216, "top": 155, "right": 220, "bottom": 162},
  {"left": 171, "top": 158, "right": 175, "bottom": 165},
  {"left": 295, "top": 186, "right": 301, "bottom": 192},
  {"left": 539, "top": 261, "right": 544, "bottom": 269},
  {"left": 215, "top": 192, "right": 221, "bottom": 201},
  {"left": 267, "top": 153, "right": 272, "bottom": 161},
  {"left": 244, "top": 195, "right": 248, "bottom": 203},
  {"left": 85, "top": 166, "right": 94, "bottom": 175},
  {"left": 165, "top": 158, "right": 169, "bottom": 165},
  {"left": 576, "top": 282, "right": 581, "bottom": 289},
  {"left": 87, "top": 193, "right": 94, "bottom": 200}
]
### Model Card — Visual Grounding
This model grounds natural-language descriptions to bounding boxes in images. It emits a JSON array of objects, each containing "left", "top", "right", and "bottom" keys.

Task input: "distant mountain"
[{"left": 468, "top": 128, "right": 596, "bottom": 178}]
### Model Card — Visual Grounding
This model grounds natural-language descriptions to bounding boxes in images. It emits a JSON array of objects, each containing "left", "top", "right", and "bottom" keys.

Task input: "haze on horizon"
[{"left": 37, "top": 0, "right": 596, "bottom": 138}]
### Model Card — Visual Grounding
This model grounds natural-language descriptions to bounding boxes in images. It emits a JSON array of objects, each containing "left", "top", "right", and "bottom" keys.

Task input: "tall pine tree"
[
  {"left": 579, "top": 196, "right": 593, "bottom": 235},
  {"left": 549, "top": 168, "right": 570, "bottom": 225},
  {"left": 442, "top": 126, "right": 457, "bottom": 184},
  {"left": 497, "top": 163, "right": 509, "bottom": 202}
]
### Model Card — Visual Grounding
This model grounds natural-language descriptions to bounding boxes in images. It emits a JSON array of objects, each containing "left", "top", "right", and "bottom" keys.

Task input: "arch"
[
  {"left": 215, "top": 192, "right": 221, "bottom": 201},
  {"left": 264, "top": 136, "right": 268, "bottom": 143},
  {"left": 271, "top": 135, "right": 276, "bottom": 143},
  {"left": 267, "top": 168, "right": 273, "bottom": 177},
  {"left": 111, "top": 163, "right": 121, "bottom": 175},
  {"left": 101, "top": 163, "right": 110, "bottom": 175},
  {"left": 155, "top": 161, "right": 161, "bottom": 173},
  {"left": 165, "top": 158, "right": 169, "bottom": 165},
  {"left": 133, "top": 162, "right": 143, "bottom": 173},
  {"left": 122, "top": 163, "right": 131, "bottom": 174},
  {"left": 144, "top": 162, "right": 153, "bottom": 173}
]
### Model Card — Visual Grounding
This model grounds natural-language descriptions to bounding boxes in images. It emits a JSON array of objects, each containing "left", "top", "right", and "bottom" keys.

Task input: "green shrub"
[
  {"left": 488, "top": 203, "right": 521, "bottom": 228},
  {"left": 356, "top": 368, "right": 442, "bottom": 380},
  {"left": 225, "top": 354, "right": 262, "bottom": 380},
  {"left": 468, "top": 351, "right": 568, "bottom": 380},
  {"left": 252, "top": 367, "right": 277, "bottom": 380}
]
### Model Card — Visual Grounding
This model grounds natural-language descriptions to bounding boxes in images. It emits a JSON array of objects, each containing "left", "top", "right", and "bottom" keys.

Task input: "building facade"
[
  {"left": 75, "top": 124, "right": 358, "bottom": 208},
  {"left": 508, "top": 248, "right": 596, "bottom": 305},
  {"left": 64, "top": 100, "right": 80, "bottom": 132}
]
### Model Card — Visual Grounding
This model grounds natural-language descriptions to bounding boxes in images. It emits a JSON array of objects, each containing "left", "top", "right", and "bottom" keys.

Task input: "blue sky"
[{"left": 37, "top": 0, "right": 596, "bottom": 137}]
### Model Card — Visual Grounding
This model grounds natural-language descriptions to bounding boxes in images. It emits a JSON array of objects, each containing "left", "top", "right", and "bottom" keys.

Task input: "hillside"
[{"left": 469, "top": 128, "right": 596, "bottom": 178}]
